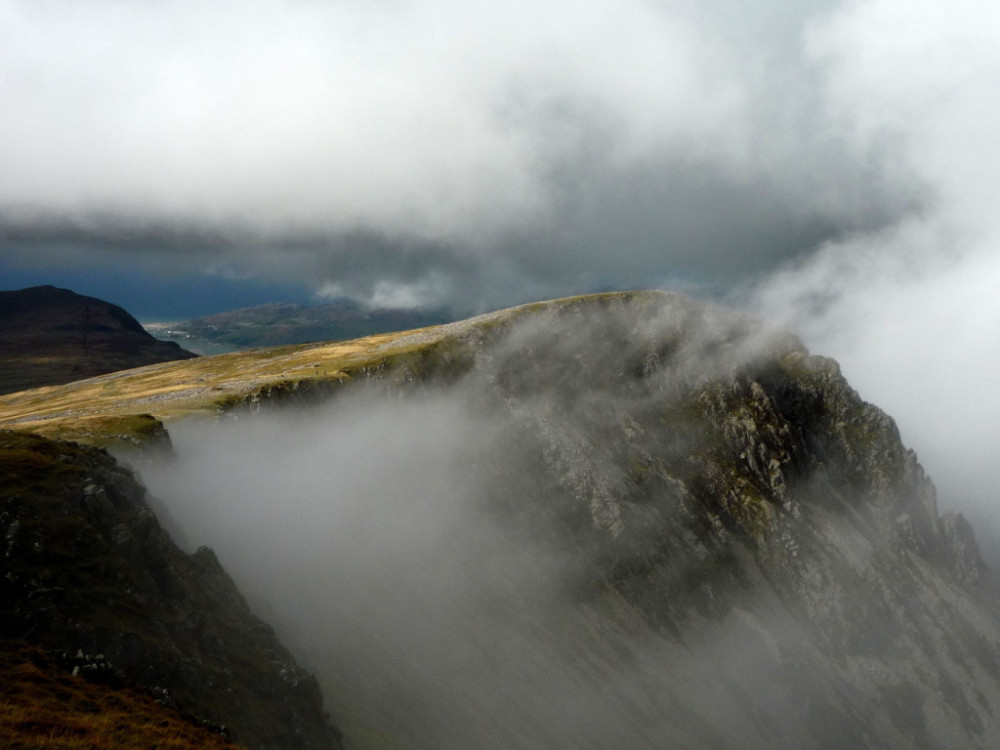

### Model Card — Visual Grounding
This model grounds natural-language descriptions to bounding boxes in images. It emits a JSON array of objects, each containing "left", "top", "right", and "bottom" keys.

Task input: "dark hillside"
[
  {"left": 0, "top": 286, "right": 196, "bottom": 395},
  {"left": 0, "top": 430, "right": 343, "bottom": 750}
]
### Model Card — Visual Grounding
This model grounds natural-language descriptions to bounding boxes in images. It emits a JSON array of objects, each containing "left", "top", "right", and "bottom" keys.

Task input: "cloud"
[
  {"left": 1, "top": 0, "right": 914, "bottom": 309},
  {"left": 748, "top": 0, "right": 1000, "bottom": 550}
]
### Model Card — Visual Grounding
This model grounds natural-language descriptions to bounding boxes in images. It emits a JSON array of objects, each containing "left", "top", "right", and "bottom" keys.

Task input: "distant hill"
[
  {"left": 0, "top": 286, "right": 197, "bottom": 395},
  {"left": 147, "top": 300, "right": 453, "bottom": 351}
]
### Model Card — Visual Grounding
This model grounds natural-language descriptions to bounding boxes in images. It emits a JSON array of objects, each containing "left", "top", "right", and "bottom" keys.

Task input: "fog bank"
[
  {"left": 141, "top": 391, "right": 796, "bottom": 748},
  {"left": 138, "top": 301, "right": 824, "bottom": 748}
]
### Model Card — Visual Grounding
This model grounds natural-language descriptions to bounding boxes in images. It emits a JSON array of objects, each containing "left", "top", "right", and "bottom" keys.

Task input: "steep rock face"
[
  {"left": 0, "top": 430, "right": 343, "bottom": 750},
  {"left": 324, "top": 291, "right": 1000, "bottom": 749},
  {"left": 0, "top": 285, "right": 196, "bottom": 395}
]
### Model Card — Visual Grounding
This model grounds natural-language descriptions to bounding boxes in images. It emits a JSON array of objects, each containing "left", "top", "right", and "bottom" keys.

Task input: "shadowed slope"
[
  {"left": 0, "top": 430, "right": 343, "bottom": 750},
  {"left": 0, "top": 286, "right": 197, "bottom": 396}
]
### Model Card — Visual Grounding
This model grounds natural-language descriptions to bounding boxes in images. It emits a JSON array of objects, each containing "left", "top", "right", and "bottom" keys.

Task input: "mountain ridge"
[
  {"left": 302, "top": 290, "right": 1000, "bottom": 747},
  {"left": 0, "top": 291, "right": 678, "bottom": 447},
  {"left": 5, "top": 289, "right": 1000, "bottom": 747}
]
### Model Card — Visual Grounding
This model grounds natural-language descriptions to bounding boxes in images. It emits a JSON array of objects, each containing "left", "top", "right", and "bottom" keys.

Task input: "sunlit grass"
[{"left": 0, "top": 327, "right": 438, "bottom": 446}]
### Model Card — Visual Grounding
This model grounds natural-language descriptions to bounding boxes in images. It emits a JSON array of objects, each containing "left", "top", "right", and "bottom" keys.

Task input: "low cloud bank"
[
  {"left": 140, "top": 393, "right": 774, "bottom": 748},
  {"left": 138, "top": 304, "right": 824, "bottom": 748}
]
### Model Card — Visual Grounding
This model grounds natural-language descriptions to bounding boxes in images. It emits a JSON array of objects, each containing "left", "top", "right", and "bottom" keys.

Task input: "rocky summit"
[
  {"left": 453, "top": 293, "right": 1000, "bottom": 748},
  {"left": 282, "top": 290, "right": 1000, "bottom": 749}
]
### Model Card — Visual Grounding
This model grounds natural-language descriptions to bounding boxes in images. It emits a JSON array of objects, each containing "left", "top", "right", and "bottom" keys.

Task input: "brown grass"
[
  {"left": 0, "top": 326, "right": 444, "bottom": 446},
  {"left": 0, "top": 642, "right": 245, "bottom": 750}
]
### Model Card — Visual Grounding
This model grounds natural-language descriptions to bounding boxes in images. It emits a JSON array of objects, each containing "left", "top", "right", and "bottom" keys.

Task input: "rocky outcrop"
[
  {"left": 0, "top": 430, "right": 343, "bottom": 750},
  {"left": 318, "top": 290, "right": 1000, "bottom": 749}
]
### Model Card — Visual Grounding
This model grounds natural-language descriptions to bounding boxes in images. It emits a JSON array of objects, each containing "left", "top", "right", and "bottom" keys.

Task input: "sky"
[
  {"left": 2, "top": 1, "right": 999, "bottom": 524},
  {"left": 0, "top": 0, "right": 935, "bottom": 317}
]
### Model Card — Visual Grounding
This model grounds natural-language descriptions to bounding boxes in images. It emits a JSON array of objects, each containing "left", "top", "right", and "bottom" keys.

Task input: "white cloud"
[
  {"left": 0, "top": 1, "right": 744, "bottom": 237},
  {"left": 750, "top": 0, "right": 1000, "bottom": 539},
  {"left": 0, "top": 0, "right": 896, "bottom": 263}
]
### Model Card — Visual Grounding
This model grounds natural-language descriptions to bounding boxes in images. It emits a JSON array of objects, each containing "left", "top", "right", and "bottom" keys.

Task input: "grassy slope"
[
  {"left": 0, "top": 642, "right": 245, "bottom": 750},
  {"left": 0, "top": 292, "right": 658, "bottom": 447},
  {"left": 0, "top": 327, "right": 438, "bottom": 445}
]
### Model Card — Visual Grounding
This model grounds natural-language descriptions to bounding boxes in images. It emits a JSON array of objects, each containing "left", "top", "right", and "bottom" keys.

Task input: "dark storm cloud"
[{"left": 0, "top": 0, "right": 921, "bottom": 311}]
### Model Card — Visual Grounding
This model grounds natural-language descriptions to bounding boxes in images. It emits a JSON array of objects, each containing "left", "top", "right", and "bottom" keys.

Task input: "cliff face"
[
  {"left": 0, "top": 285, "right": 196, "bottom": 395},
  {"left": 298, "top": 291, "right": 1000, "bottom": 749},
  {"left": 0, "top": 430, "right": 343, "bottom": 750}
]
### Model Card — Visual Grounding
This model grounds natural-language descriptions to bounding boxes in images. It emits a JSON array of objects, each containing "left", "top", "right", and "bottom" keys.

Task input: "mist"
[
  {"left": 138, "top": 303, "right": 835, "bottom": 749},
  {"left": 744, "top": 0, "right": 1000, "bottom": 551},
  {"left": 750, "top": 229, "right": 1000, "bottom": 548},
  {"left": 132, "top": 296, "right": 1000, "bottom": 749},
  {"left": 140, "top": 394, "right": 769, "bottom": 748}
]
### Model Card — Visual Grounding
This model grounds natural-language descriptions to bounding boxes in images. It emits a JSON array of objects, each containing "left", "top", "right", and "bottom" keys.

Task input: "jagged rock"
[{"left": 319, "top": 291, "right": 1000, "bottom": 749}]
